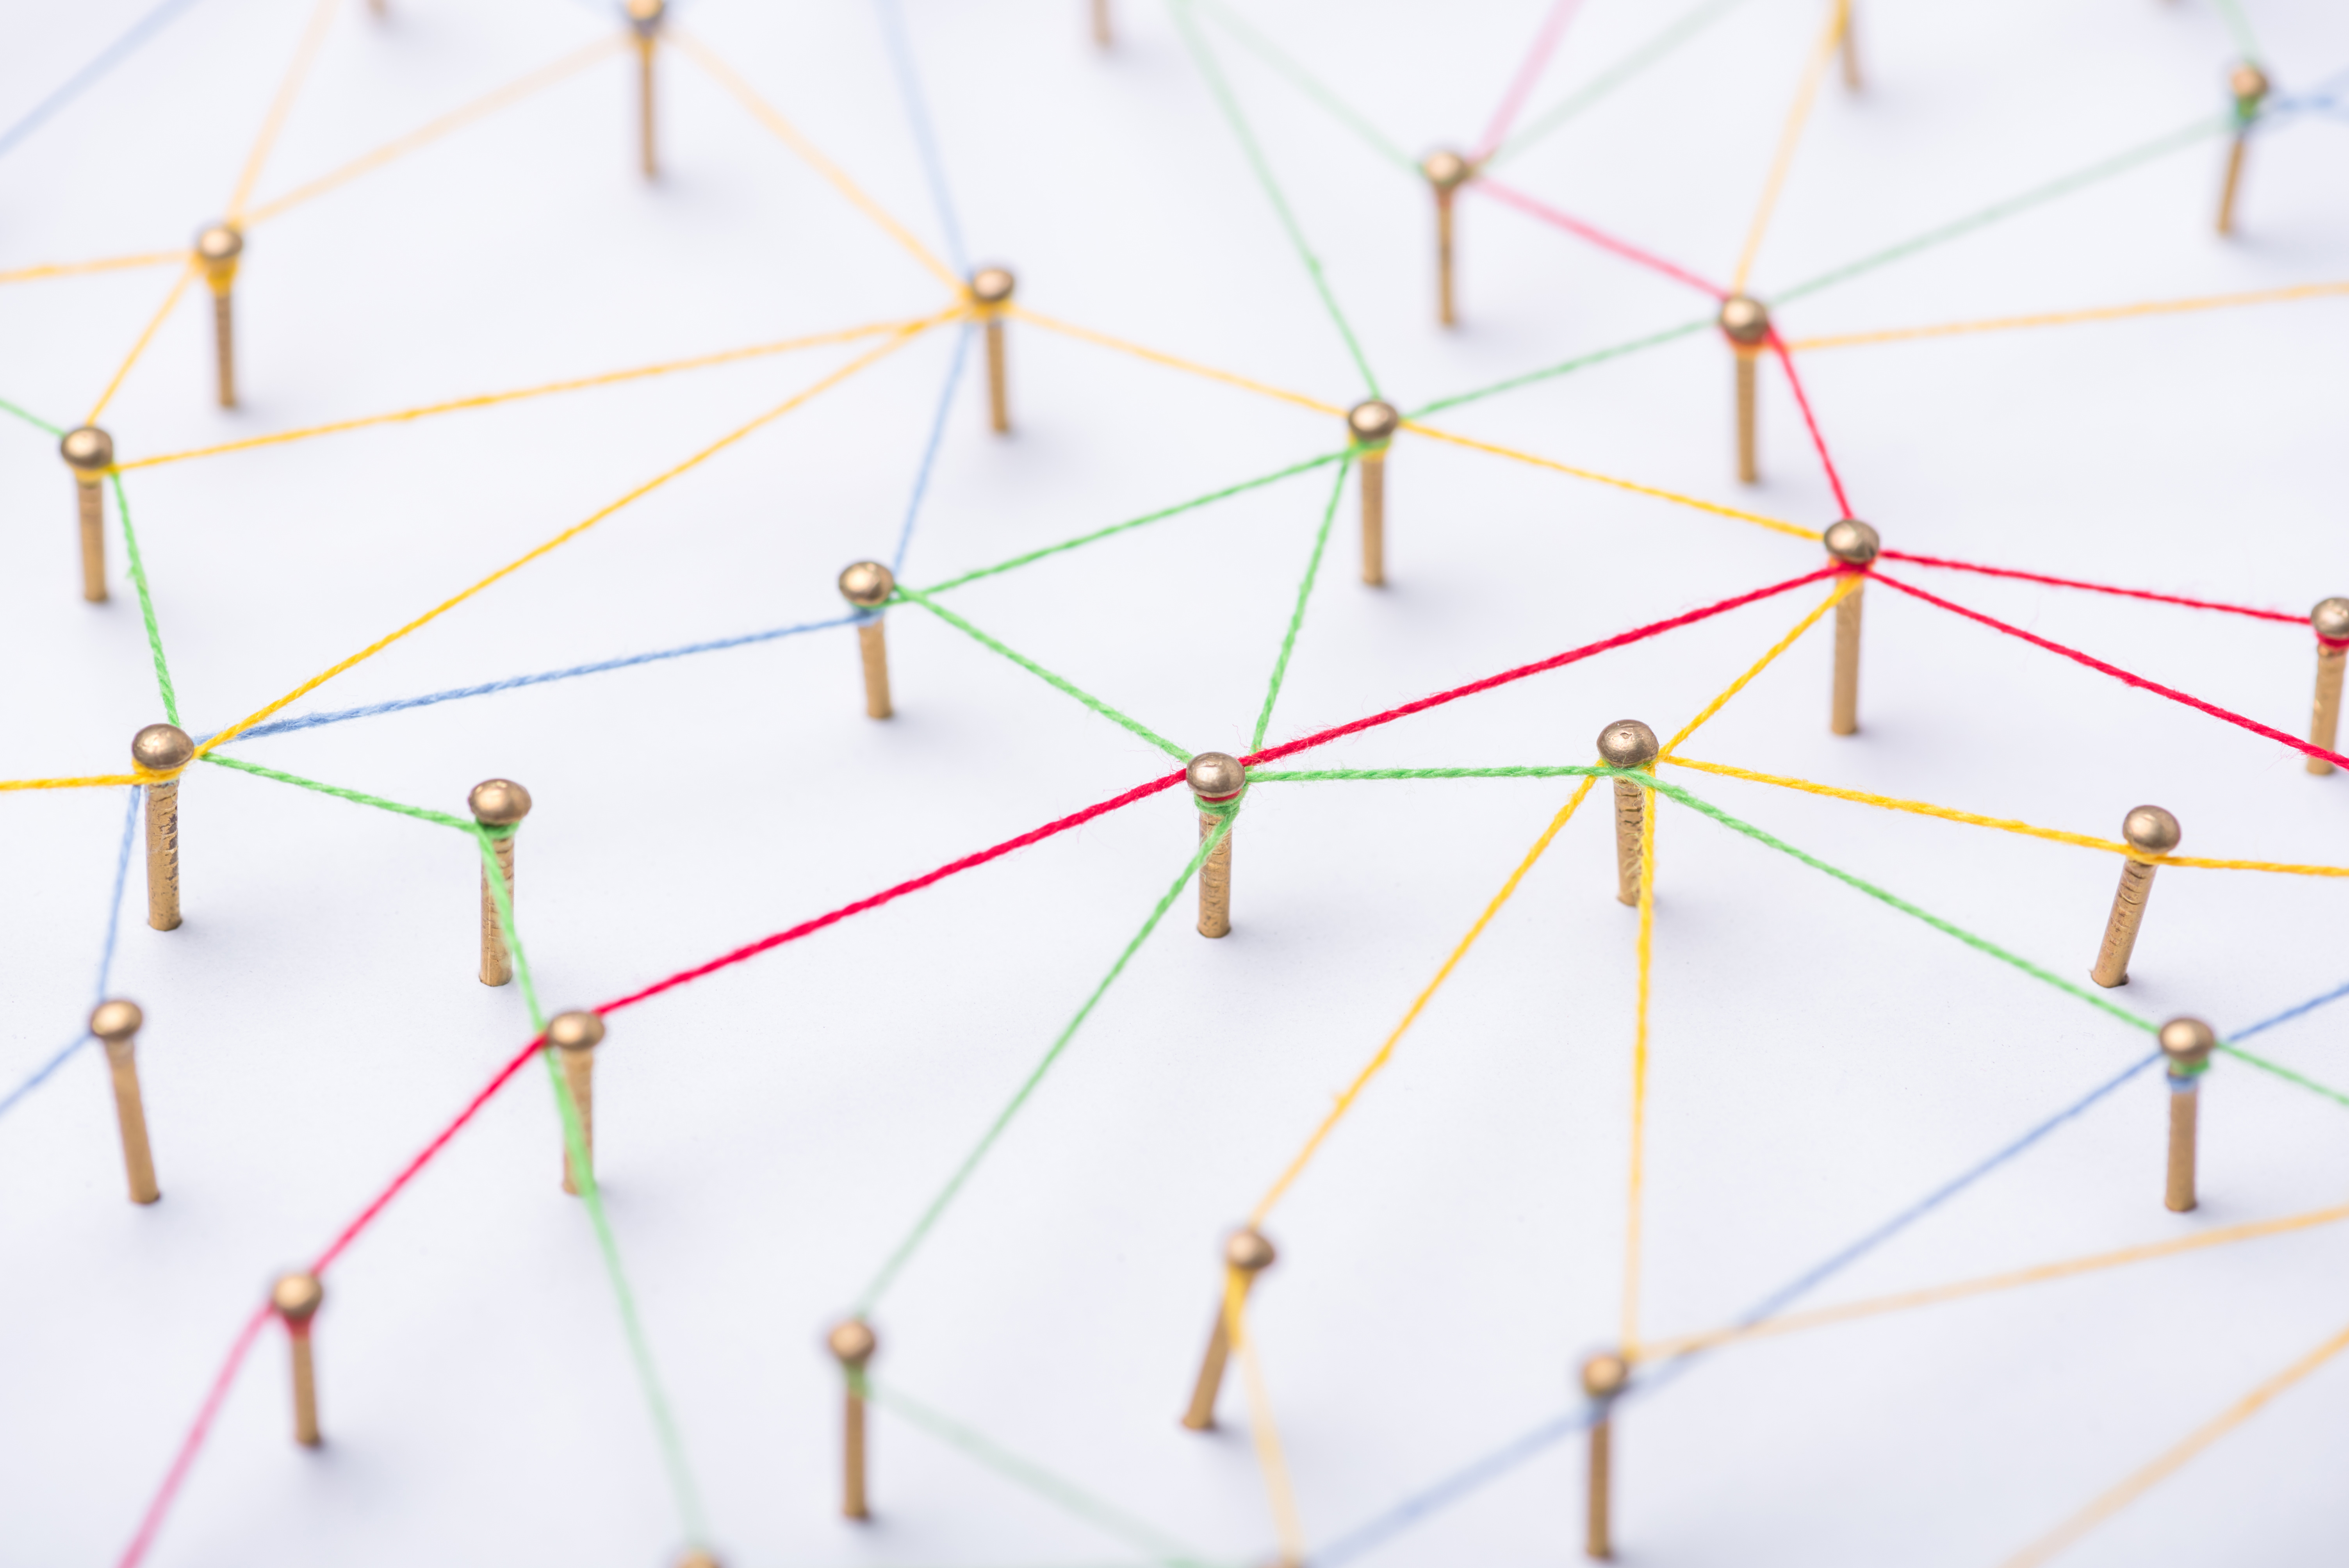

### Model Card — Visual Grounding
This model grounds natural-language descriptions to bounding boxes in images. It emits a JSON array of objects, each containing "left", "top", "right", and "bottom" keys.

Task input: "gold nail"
[
  {"left": 673, "top": 1553, "right": 723, "bottom": 1568},
  {"left": 2158, "top": 1018, "right": 2215, "bottom": 1212},
  {"left": 62, "top": 426, "right": 113, "bottom": 602},
  {"left": 1836, "top": 0, "right": 1861, "bottom": 92},
  {"left": 1091, "top": 0, "right": 1112, "bottom": 47},
  {"left": 1596, "top": 721, "right": 1659, "bottom": 907},
  {"left": 829, "top": 1319, "right": 878, "bottom": 1520},
  {"left": 970, "top": 267, "right": 1016, "bottom": 432},
  {"left": 1422, "top": 151, "right": 1470, "bottom": 327},
  {"left": 1187, "top": 753, "right": 1244, "bottom": 939},
  {"left": 2216, "top": 63, "right": 2268, "bottom": 235},
  {"left": 547, "top": 1011, "right": 605, "bottom": 1195},
  {"left": 1347, "top": 401, "right": 1399, "bottom": 586},
  {"left": 133, "top": 725, "right": 196, "bottom": 932},
  {"left": 1181, "top": 1227, "right": 1275, "bottom": 1430},
  {"left": 2306, "top": 599, "right": 2349, "bottom": 774},
  {"left": 628, "top": 0, "right": 665, "bottom": 180},
  {"left": 2090, "top": 806, "right": 2180, "bottom": 988},
  {"left": 1581, "top": 1352, "right": 1629, "bottom": 1559},
  {"left": 90, "top": 1000, "right": 160, "bottom": 1205},
  {"left": 196, "top": 224, "right": 243, "bottom": 409},
  {"left": 1823, "top": 520, "right": 1880, "bottom": 735},
  {"left": 1718, "top": 296, "right": 1769, "bottom": 485},
  {"left": 838, "top": 562, "right": 897, "bottom": 719},
  {"left": 272, "top": 1272, "right": 326, "bottom": 1447},
  {"left": 468, "top": 779, "right": 533, "bottom": 985}
]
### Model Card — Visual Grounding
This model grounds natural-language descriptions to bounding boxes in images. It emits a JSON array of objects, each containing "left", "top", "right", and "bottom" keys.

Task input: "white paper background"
[{"left": 4, "top": 1, "right": 2348, "bottom": 1564}]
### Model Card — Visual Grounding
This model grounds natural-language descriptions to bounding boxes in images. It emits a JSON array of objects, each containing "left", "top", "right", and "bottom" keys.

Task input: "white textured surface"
[{"left": 4, "top": 2, "right": 2349, "bottom": 1565}]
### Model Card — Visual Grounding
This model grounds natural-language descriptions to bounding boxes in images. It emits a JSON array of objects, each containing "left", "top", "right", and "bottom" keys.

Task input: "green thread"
[
  {"left": 1408, "top": 316, "right": 1713, "bottom": 419},
  {"left": 0, "top": 394, "right": 65, "bottom": 436},
  {"left": 868, "top": 1380, "right": 1214, "bottom": 1566},
  {"left": 1170, "top": 0, "right": 1382, "bottom": 400},
  {"left": 895, "top": 585, "right": 1191, "bottom": 762},
  {"left": 1190, "top": 0, "right": 1417, "bottom": 171},
  {"left": 914, "top": 451, "right": 1349, "bottom": 596},
  {"left": 856, "top": 817, "right": 1232, "bottom": 1311},
  {"left": 2211, "top": 0, "right": 2261, "bottom": 63},
  {"left": 1490, "top": 0, "right": 1754, "bottom": 166},
  {"left": 2220, "top": 1043, "right": 2349, "bottom": 1110},
  {"left": 1248, "top": 452, "right": 1353, "bottom": 752},
  {"left": 1772, "top": 112, "right": 2233, "bottom": 305},
  {"left": 111, "top": 473, "right": 181, "bottom": 727},
  {"left": 199, "top": 753, "right": 472, "bottom": 829}
]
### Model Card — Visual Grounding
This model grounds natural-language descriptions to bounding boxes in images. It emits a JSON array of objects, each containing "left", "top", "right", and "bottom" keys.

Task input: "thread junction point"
[
  {"left": 2121, "top": 805, "right": 2181, "bottom": 857},
  {"left": 132, "top": 724, "right": 195, "bottom": 774},
  {"left": 272, "top": 1272, "right": 324, "bottom": 1323},
  {"left": 91, "top": 999, "right": 143, "bottom": 1042},
  {"left": 1186, "top": 752, "right": 1245, "bottom": 804},
  {"left": 547, "top": 1011, "right": 606, "bottom": 1053},
  {"left": 839, "top": 561, "right": 895, "bottom": 609},
  {"left": 1719, "top": 294, "right": 1770, "bottom": 346},
  {"left": 1823, "top": 518, "right": 1881, "bottom": 566},
  {"left": 1595, "top": 720, "right": 1659, "bottom": 770}
]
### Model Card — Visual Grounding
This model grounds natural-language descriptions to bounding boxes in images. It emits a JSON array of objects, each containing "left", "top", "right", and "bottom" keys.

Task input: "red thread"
[
  {"left": 1763, "top": 328, "right": 1853, "bottom": 519},
  {"left": 1246, "top": 563, "right": 1843, "bottom": 768},
  {"left": 1873, "top": 570, "right": 2349, "bottom": 769},
  {"left": 1471, "top": 0, "right": 1588, "bottom": 162},
  {"left": 115, "top": 1304, "right": 273, "bottom": 1568},
  {"left": 115, "top": 564, "right": 1842, "bottom": 1561},
  {"left": 1878, "top": 550, "right": 2304, "bottom": 625},
  {"left": 1472, "top": 178, "right": 1727, "bottom": 298}
]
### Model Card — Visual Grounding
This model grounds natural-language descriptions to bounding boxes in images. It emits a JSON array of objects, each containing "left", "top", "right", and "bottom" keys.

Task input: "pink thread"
[
  {"left": 1763, "top": 328, "right": 1853, "bottom": 519},
  {"left": 1878, "top": 550, "right": 2304, "bottom": 625},
  {"left": 1472, "top": 178, "right": 1726, "bottom": 298},
  {"left": 1873, "top": 570, "right": 2349, "bottom": 769},
  {"left": 115, "top": 1304, "right": 273, "bottom": 1568},
  {"left": 1471, "top": 0, "right": 1588, "bottom": 162}
]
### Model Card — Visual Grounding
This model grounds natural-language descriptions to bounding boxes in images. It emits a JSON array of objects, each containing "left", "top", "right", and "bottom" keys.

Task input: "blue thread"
[
  {"left": 892, "top": 321, "right": 973, "bottom": 575},
  {"left": 222, "top": 615, "right": 858, "bottom": 741},
  {"left": 1306, "top": 1050, "right": 2162, "bottom": 1564},
  {"left": 0, "top": 0, "right": 207, "bottom": 160},
  {"left": 2231, "top": 978, "right": 2349, "bottom": 1043},
  {"left": 872, "top": 0, "right": 970, "bottom": 273},
  {"left": 0, "top": 787, "right": 141, "bottom": 1124}
]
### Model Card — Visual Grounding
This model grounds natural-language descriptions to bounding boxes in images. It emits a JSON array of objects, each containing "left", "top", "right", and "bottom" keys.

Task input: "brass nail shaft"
[
  {"left": 638, "top": 34, "right": 658, "bottom": 179},
  {"left": 1435, "top": 187, "right": 1457, "bottom": 327},
  {"left": 1611, "top": 778, "right": 1645, "bottom": 907},
  {"left": 1359, "top": 449, "right": 1387, "bottom": 586},
  {"left": 842, "top": 1374, "right": 871, "bottom": 1519},
  {"left": 560, "top": 1047, "right": 596, "bottom": 1195},
  {"left": 1197, "top": 813, "right": 1233, "bottom": 938},
  {"left": 145, "top": 778, "right": 184, "bottom": 932},
  {"left": 1838, "top": 0, "right": 1861, "bottom": 91},
  {"left": 2216, "top": 134, "right": 2248, "bottom": 235},
  {"left": 1830, "top": 582, "right": 1864, "bottom": 735},
  {"left": 2165, "top": 1077, "right": 2200, "bottom": 1213},
  {"left": 856, "top": 619, "right": 894, "bottom": 719},
  {"left": 1734, "top": 347, "right": 1759, "bottom": 484},
  {"left": 1091, "top": 0, "right": 1112, "bottom": 47},
  {"left": 211, "top": 291, "right": 237, "bottom": 408},
  {"left": 984, "top": 317, "right": 1010, "bottom": 433},
  {"left": 2308, "top": 642, "right": 2344, "bottom": 774},
  {"left": 78, "top": 480, "right": 108, "bottom": 602},
  {"left": 2089, "top": 857, "right": 2158, "bottom": 988},
  {"left": 1180, "top": 1272, "right": 1253, "bottom": 1429},
  {"left": 102, "top": 1035, "right": 160, "bottom": 1204},
  {"left": 290, "top": 1326, "right": 322, "bottom": 1446},
  {"left": 1586, "top": 1410, "right": 1615, "bottom": 1559},
  {"left": 479, "top": 830, "right": 517, "bottom": 985}
]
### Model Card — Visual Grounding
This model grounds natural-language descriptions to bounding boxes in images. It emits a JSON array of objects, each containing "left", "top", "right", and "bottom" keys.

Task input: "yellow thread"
[
  {"left": 1249, "top": 777, "right": 1602, "bottom": 1223},
  {"left": 117, "top": 315, "right": 941, "bottom": 471},
  {"left": 0, "top": 251, "right": 190, "bottom": 287},
  {"left": 1661, "top": 757, "right": 2349, "bottom": 877},
  {"left": 1784, "top": 280, "right": 2349, "bottom": 352},
  {"left": 1397, "top": 419, "right": 1821, "bottom": 540},
  {"left": 1620, "top": 780, "right": 1657, "bottom": 1354},
  {"left": 667, "top": 30, "right": 962, "bottom": 292},
  {"left": 244, "top": 35, "right": 627, "bottom": 226},
  {"left": 194, "top": 312, "right": 950, "bottom": 756},
  {"left": 226, "top": 0, "right": 341, "bottom": 225},
  {"left": 1226, "top": 1286, "right": 1308, "bottom": 1566},
  {"left": 1997, "top": 1313, "right": 2349, "bottom": 1568},
  {"left": 1009, "top": 306, "right": 1350, "bottom": 420},
  {"left": 1637, "top": 1200, "right": 2349, "bottom": 1361},
  {"left": 1660, "top": 576, "right": 1858, "bottom": 760},
  {"left": 87, "top": 262, "right": 197, "bottom": 422},
  {"left": 0, "top": 774, "right": 144, "bottom": 793},
  {"left": 1727, "top": 0, "right": 1847, "bottom": 293}
]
